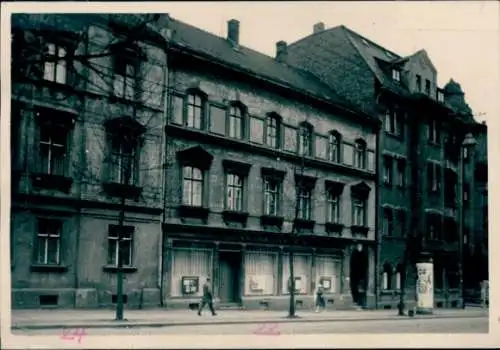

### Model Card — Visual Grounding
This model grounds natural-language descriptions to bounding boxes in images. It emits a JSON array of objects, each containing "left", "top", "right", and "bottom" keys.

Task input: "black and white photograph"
[{"left": 1, "top": 1, "right": 498, "bottom": 348}]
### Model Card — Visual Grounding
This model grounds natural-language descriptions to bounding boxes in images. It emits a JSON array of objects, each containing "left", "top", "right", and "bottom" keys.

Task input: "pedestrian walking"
[
  {"left": 314, "top": 284, "right": 326, "bottom": 312},
  {"left": 198, "top": 277, "right": 217, "bottom": 316}
]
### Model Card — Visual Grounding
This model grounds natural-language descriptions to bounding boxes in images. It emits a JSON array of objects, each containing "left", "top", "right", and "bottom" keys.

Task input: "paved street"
[
  {"left": 12, "top": 316, "right": 488, "bottom": 335},
  {"left": 11, "top": 307, "right": 488, "bottom": 330}
]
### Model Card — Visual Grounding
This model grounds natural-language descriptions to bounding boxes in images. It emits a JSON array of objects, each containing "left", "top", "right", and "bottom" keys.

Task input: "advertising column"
[{"left": 416, "top": 259, "right": 434, "bottom": 314}]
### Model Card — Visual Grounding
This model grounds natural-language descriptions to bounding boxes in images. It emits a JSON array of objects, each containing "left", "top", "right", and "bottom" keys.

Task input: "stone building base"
[
  {"left": 11, "top": 288, "right": 161, "bottom": 309},
  {"left": 165, "top": 293, "right": 376, "bottom": 311}
]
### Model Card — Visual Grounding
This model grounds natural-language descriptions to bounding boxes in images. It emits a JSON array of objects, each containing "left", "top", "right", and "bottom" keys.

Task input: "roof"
[
  {"left": 13, "top": 14, "right": 373, "bottom": 121},
  {"left": 164, "top": 17, "right": 375, "bottom": 121},
  {"left": 340, "top": 26, "right": 410, "bottom": 98}
]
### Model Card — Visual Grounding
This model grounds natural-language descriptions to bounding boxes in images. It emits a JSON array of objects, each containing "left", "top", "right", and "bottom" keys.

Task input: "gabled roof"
[
  {"left": 340, "top": 26, "right": 410, "bottom": 97},
  {"left": 165, "top": 17, "right": 375, "bottom": 121}
]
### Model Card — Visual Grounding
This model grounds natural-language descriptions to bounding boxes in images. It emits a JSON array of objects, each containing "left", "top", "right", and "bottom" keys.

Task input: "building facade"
[
  {"left": 285, "top": 23, "right": 488, "bottom": 309},
  {"left": 10, "top": 14, "right": 381, "bottom": 310},
  {"left": 160, "top": 18, "right": 379, "bottom": 310},
  {"left": 10, "top": 14, "right": 169, "bottom": 308}
]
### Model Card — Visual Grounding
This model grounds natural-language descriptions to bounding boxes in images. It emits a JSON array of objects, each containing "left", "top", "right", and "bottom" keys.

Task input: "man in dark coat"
[{"left": 198, "top": 277, "right": 217, "bottom": 316}]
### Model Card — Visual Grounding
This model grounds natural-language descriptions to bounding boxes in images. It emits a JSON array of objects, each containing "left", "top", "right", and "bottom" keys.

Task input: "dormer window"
[
  {"left": 416, "top": 75, "right": 422, "bottom": 92},
  {"left": 425, "top": 79, "right": 431, "bottom": 95},
  {"left": 392, "top": 69, "right": 401, "bottom": 82},
  {"left": 437, "top": 90, "right": 444, "bottom": 103}
]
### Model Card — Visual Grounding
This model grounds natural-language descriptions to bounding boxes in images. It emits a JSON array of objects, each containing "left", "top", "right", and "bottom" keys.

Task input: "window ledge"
[
  {"left": 381, "top": 290, "right": 402, "bottom": 296},
  {"left": 382, "top": 235, "right": 406, "bottom": 241},
  {"left": 102, "top": 182, "right": 143, "bottom": 200},
  {"left": 385, "top": 131, "right": 403, "bottom": 140},
  {"left": 31, "top": 264, "right": 68, "bottom": 273},
  {"left": 294, "top": 218, "right": 316, "bottom": 230},
  {"left": 222, "top": 210, "right": 249, "bottom": 224},
  {"left": 325, "top": 222, "right": 344, "bottom": 234},
  {"left": 31, "top": 173, "right": 73, "bottom": 193},
  {"left": 260, "top": 215, "right": 284, "bottom": 227},
  {"left": 351, "top": 225, "right": 369, "bottom": 236},
  {"left": 103, "top": 265, "right": 138, "bottom": 273},
  {"left": 178, "top": 205, "right": 210, "bottom": 219}
]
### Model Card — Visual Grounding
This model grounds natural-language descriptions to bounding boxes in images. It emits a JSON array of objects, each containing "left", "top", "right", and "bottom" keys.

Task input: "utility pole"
[
  {"left": 288, "top": 134, "right": 307, "bottom": 318},
  {"left": 115, "top": 194, "right": 126, "bottom": 321}
]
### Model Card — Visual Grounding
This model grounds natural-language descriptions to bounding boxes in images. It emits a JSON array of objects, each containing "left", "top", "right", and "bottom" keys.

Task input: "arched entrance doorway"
[{"left": 350, "top": 244, "right": 368, "bottom": 307}]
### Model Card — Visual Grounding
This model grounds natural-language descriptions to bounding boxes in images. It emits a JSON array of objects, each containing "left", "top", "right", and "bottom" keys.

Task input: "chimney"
[
  {"left": 227, "top": 19, "right": 240, "bottom": 47},
  {"left": 313, "top": 22, "right": 325, "bottom": 34},
  {"left": 276, "top": 41, "right": 288, "bottom": 62}
]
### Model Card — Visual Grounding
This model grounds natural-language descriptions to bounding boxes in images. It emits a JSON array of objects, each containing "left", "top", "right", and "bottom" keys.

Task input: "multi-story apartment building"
[
  {"left": 285, "top": 22, "right": 488, "bottom": 309},
  {"left": 160, "top": 17, "right": 379, "bottom": 310},
  {"left": 10, "top": 14, "right": 381, "bottom": 310},
  {"left": 10, "top": 13, "right": 170, "bottom": 308}
]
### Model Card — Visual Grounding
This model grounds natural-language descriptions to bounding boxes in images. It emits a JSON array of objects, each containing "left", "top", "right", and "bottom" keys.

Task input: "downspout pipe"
[
  {"left": 373, "top": 89, "right": 385, "bottom": 310},
  {"left": 159, "top": 24, "right": 173, "bottom": 308}
]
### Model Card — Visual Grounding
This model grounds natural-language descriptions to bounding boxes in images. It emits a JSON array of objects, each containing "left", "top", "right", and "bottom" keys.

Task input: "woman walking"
[{"left": 315, "top": 284, "right": 326, "bottom": 312}]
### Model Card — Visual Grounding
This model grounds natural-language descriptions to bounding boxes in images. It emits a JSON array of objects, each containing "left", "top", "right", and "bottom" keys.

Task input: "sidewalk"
[{"left": 11, "top": 307, "right": 489, "bottom": 330}]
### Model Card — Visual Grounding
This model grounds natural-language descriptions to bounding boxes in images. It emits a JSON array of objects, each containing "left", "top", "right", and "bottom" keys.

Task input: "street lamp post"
[{"left": 458, "top": 132, "right": 477, "bottom": 309}]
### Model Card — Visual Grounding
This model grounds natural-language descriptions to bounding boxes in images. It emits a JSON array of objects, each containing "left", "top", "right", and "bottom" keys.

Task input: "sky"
[{"left": 162, "top": 1, "right": 499, "bottom": 128}]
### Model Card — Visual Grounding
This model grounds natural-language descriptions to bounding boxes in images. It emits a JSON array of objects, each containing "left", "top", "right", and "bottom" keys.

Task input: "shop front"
[{"left": 161, "top": 223, "right": 375, "bottom": 310}]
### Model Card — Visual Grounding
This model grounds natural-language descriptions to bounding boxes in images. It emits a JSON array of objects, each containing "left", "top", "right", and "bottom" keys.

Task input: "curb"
[{"left": 12, "top": 313, "right": 488, "bottom": 330}]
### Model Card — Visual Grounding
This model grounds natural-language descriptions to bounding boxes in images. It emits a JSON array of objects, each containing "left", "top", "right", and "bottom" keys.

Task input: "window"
[
  {"left": 328, "top": 132, "right": 341, "bottom": 162},
  {"left": 383, "top": 209, "right": 393, "bottom": 236},
  {"left": 382, "top": 263, "right": 392, "bottom": 290},
  {"left": 383, "top": 157, "right": 393, "bottom": 185},
  {"left": 298, "top": 123, "right": 313, "bottom": 157},
  {"left": 263, "top": 177, "right": 281, "bottom": 216},
  {"left": 425, "top": 79, "right": 431, "bottom": 95},
  {"left": 297, "top": 185, "right": 312, "bottom": 220},
  {"left": 107, "top": 225, "right": 133, "bottom": 267},
  {"left": 327, "top": 189, "right": 341, "bottom": 223},
  {"left": 384, "top": 108, "right": 402, "bottom": 136},
  {"left": 266, "top": 114, "right": 280, "bottom": 148},
  {"left": 229, "top": 105, "right": 244, "bottom": 139},
  {"left": 392, "top": 69, "right": 401, "bottom": 82},
  {"left": 39, "top": 122, "right": 68, "bottom": 176},
  {"left": 352, "top": 198, "right": 366, "bottom": 226},
  {"left": 43, "top": 42, "right": 67, "bottom": 84},
  {"left": 427, "top": 163, "right": 441, "bottom": 194},
  {"left": 187, "top": 93, "right": 204, "bottom": 129},
  {"left": 416, "top": 74, "right": 422, "bottom": 92},
  {"left": 437, "top": 90, "right": 444, "bottom": 102},
  {"left": 35, "top": 218, "right": 62, "bottom": 265},
  {"left": 396, "top": 159, "right": 406, "bottom": 187},
  {"left": 109, "top": 136, "right": 138, "bottom": 185},
  {"left": 397, "top": 210, "right": 406, "bottom": 237},
  {"left": 354, "top": 140, "right": 366, "bottom": 169},
  {"left": 427, "top": 118, "right": 440, "bottom": 144},
  {"left": 395, "top": 264, "right": 403, "bottom": 290},
  {"left": 226, "top": 173, "right": 244, "bottom": 211},
  {"left": 463, "top": 183, "right": 470, "bottom": 202},
  {"left": 426, "top": 214, "right": 441, "bottom": 241},
  {"left": 113, "top": 56, "right": 137, "bottom": 100},
  {"left": 182, "top": 166, "right": 204, "bottom": 206}
]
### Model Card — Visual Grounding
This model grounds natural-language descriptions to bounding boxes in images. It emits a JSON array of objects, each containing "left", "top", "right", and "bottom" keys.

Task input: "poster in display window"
[
  {"left": 319, "top": 276, "right": 333, "bottom": 291},
  {"left": 181, "top": 276, "right": 200, "bottom": 295},
  {"left": 288, "top": 275, "right": 306, "bottom": 294},
  {"left": 249, "top": 275, "right": 265, "bottom": 293}
]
